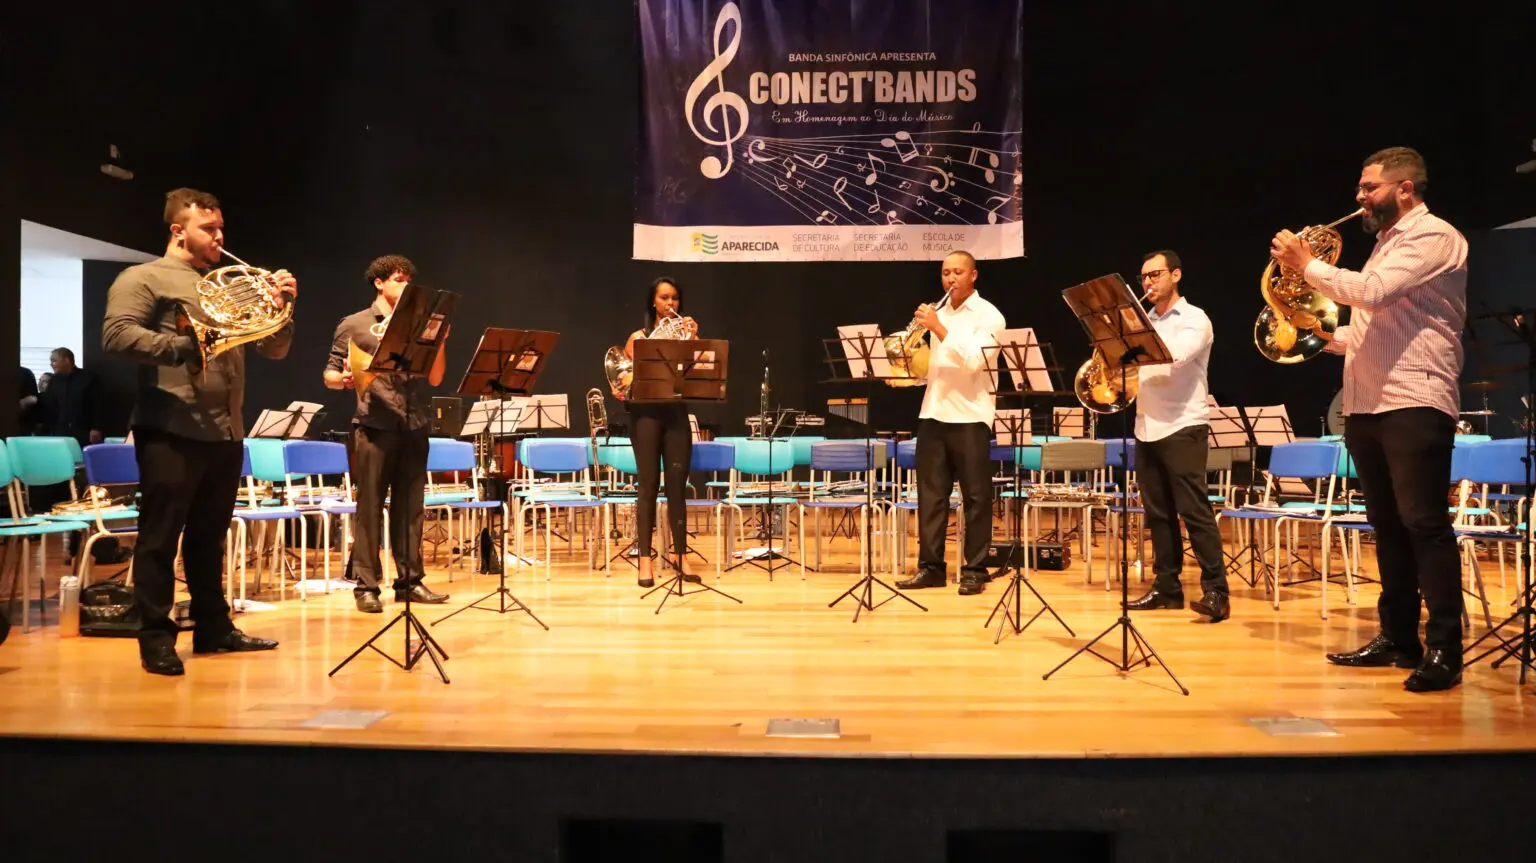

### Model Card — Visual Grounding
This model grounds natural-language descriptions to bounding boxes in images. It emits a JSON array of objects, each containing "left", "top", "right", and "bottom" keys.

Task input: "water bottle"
[{"left": 58, "top": 575, "right": 81, "bottom": 637}]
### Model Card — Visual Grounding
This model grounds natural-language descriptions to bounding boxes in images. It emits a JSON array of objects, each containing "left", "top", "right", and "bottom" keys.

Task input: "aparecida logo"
[
  {"left": 683, "top": 3, "right": 746, "bottom": 179},
  {"left": 691, "top": 232, "right": 721, "bottom": 255}
]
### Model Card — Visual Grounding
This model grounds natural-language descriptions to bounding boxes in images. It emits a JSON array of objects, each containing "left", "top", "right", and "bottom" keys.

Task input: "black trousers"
[
  {"left": 350, "top": 424, "right": 429, "bottom": 594},
  {"left": 1135, "top": 423, "right": 1228, "bottom": 597},
  {"left": 130, "top": 428, "right": 242, "bottom": 643},
  {"left": 917, "top": 419, "right": 992, "bottom": 578},
  {"left": 1344, "top": 408, "right": 1461, "bottom": 653},
  {"left": 631, "top": 403, "right": 692, "bottom": 558}
]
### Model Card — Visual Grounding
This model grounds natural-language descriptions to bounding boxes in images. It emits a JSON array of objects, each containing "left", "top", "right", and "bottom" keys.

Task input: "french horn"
[
  {"left": 603, "top": 310, "right": 698, "bottom": 399},
  {"left": 882, "top": 289, "right": 950, "bottom": 388},
  {"left": 1255, "top": 209, "right": 1363, "bottom": 363},
  {"left": 177, "top": 246, "right": 293, "bottom": 367}
]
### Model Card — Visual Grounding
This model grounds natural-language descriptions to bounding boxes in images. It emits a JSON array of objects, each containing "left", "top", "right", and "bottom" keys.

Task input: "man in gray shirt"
[{"left": 102, "top": 187, "right": 297, "bottom": 676}]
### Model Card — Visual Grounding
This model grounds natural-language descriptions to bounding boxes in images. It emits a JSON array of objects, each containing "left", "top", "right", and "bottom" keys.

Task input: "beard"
[{"left": 1362, "top": 197, "right": 1400, "bottom": 234}]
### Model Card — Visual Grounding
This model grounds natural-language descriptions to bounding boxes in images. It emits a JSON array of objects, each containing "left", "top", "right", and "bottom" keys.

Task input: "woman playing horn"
[{"left": 624, "top": 277, "right": 700, "bottom": 588}]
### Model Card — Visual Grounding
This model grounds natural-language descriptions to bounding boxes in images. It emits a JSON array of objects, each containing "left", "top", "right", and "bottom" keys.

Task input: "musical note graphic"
[
  {"left": 745, "top": 138, "right": 771, "bottom": 163},
  {"left": 885, "top": 210, "right": 905, "bottom": 225},
  {"left": 864, "top": 154, "right": 886, "bottom": 186},
  {"left": 794, "top": 153, "right": 829, "bottom": 169},
  {"left": 815, "top": 210, "right": 838, "bottom": 224},
  {"left": 682, "top": 3, "right": 747, "bottom": 179},
  {"left": 879, "top": 130, "right": 919, "bottom": 163},
  {"left": 867, "top": 188, "right": 882, "bottom": 214},
  {"left": 783, "top": 157, "right": 797, "bottom": 180},
  {"left": 916, "top": 196, "right": 929, "bottom": 209},
  {"left": 985, "top": 195, "right": 1011, "bottom": 225},
  {"left": 898, "top": 180, "right": 912, "bottom": 190},
  {"left": 925, "top": 167, "right": 953, "bottom": 193},
  {"left": 832, "top": 176, "right": 852, "bottom": 210},
  {"left": 965, "top": 145, "right": 1000, "bottom": 183}
]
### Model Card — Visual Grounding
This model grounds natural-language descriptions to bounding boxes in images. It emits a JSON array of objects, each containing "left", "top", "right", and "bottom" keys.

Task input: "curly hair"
[{"left": 365, "top": 254, "right": 417, "bottom": 287}]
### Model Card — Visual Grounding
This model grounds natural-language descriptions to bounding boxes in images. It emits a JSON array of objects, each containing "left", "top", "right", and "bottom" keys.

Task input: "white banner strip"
[{"left": 633, "top": 222, "right": 1024, "bottom": 263}]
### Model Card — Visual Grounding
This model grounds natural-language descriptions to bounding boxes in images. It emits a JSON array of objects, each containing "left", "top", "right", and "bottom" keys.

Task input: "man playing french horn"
[
  {"left": 1124, "top": 250, "right": 1230, "bottom": 622},
  {"left": 1271, "top": 146, "right": 1469, "bottom": 693},
  {"left": 325, "top": 255, "right": 451, "bottom": 614},
  {"left": 896, "top": 251, "right": 1005, "bottom": 597},
  {"left": 103, "top": 187, "right": 295, "bottom": 676}
]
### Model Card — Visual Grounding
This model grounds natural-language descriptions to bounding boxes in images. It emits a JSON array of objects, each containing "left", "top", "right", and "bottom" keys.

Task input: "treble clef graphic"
[{"left": 683, "top": 3, "right": 748, "bottom": 180}]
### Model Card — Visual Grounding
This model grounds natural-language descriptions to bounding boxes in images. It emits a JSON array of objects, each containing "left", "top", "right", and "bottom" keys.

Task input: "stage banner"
[{"left": 634, "top": 0, "right": 1024, "bottom": 263}]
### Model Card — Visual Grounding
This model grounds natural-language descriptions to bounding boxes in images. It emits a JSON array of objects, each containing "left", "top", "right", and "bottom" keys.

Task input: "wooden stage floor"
[{"left": 3, "top": 543, "right": 1535, "bottom": 760}]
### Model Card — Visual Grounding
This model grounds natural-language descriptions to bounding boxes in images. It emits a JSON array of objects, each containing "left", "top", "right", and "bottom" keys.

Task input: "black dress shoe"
[
  {"left": 1190, "top": 592, "right": 1230, "bottom": 622},
  {"left": 1126, "top": 588, "right": 1185, "bottom": 610},
  {"left": 1403, "top": 649, "right": 1462, "bottom": 692},
  {"left": 394, "top": 584, "right": 449, "bottom": 604},
  {"left": 681, "top": 573, "right": 703, "bottom": 584},
  {"left": 896, "top": 571, "right": 946, "bottom": 590},
  {"left": 958, "top": 574, "right": 986, "bottom": 596},
  {"left": 355, "top": 592, "right": 383, "bottom": 614},
  {"left": 1325, "top": 633, "right": 1422, "bottom": 669},
  {"left": 193, "top": 628, "right": 279, "bottom": 654},
  {"left": 637, "top": 575, "right": 655, "bottom": 588},
  {"left": 140, "top": 640, "right": 184, "bottom": 676}
]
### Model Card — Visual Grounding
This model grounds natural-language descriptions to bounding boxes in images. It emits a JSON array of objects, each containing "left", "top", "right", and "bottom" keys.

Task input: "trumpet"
[
  {"left": 347, "top": 314, "right": 391, "bottom": 396},
  {"left": 603, "top": 309, "right": 698, "bottom": 399},
  {"left": 883, "top": 289, "right": 950, "bottom": 387},
  {"left": 1073, "top": 288, "right": 1152, "bottom": 415},
  {"left": 1255, "top": 209, "right": 1363, "bottom": 363},
  {"left": 177, "top": 246, "right": 292, "bottom": 367}
]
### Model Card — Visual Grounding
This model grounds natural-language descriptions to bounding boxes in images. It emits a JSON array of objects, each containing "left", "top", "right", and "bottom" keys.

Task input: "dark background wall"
[{"left": 9, "top": 1, "right": 1535, "bottom": 439}]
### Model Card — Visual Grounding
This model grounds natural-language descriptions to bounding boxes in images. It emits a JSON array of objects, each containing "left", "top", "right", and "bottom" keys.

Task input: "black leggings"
[{"left": 630, "top": 403, "right": 692, "bottom": 557}]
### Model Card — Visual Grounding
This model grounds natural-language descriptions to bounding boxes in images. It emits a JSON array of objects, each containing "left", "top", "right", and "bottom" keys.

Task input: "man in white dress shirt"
[
  {"left": 1271, "top": 146, "right": 1468, "bottom": 693},
  {"left": 897, "top": 251, "right": 1007, "bottom": 596},
  {"left": 1124, "top": 250, "right": 1231, "bottom": 621}
]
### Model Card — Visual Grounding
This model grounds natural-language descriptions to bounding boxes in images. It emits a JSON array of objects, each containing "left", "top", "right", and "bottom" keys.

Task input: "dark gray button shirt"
[
  {"left": 102, "top": 255, "right": 294, "bottom": 441},
  {"left": 327, "top": 305, "right": 432, "bottom": 431}
]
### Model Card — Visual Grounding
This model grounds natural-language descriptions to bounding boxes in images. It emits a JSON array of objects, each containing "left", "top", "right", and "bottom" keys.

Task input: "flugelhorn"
[
  {"left": 1073, "top": 288, "right": 1151, "bottom": 415},
  {"left": 882, "top": 289, "right": 950, "bottom": 387},
  {"left": 1255, "top": 209, "right": 1363, "bottom": 363},
  {"left": 347, "top": 314, "right": 390, "bottom": 396},
  {"left": 603, "top": 309, "right": 698, "bottom": 399},
  {"left": 177, "top": 246, "right": 293, "bottom": 366}
]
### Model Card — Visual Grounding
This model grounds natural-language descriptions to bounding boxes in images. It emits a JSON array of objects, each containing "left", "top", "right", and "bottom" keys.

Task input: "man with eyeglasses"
[
  {"left": 1271, "top": 146, "right": 1468, "bottom": 693},
  {"left": 1124, "top": 251, "right": 1230, "bottom": 621}
]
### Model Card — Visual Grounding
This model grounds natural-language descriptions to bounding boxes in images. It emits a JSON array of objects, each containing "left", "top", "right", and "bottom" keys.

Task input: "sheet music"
[
  {"left": 1052, "top": 406, "right": 1085, "bottom": 438},
  {"left": 837, "top": 324, "right": 890, "bottom": 380},
  {"left": 524, "top": 394, "right": 570, "bottom": 429},
  {"left": 461, "top": 398, "right": 528, "bottom": 436},
  {"left": 1247, "top": 405, "right": 1294, "bottom": 446},
  {"left": 992, "top": 408, "right": 1030, "bottom": 446},
  {"left": 251, "top": 401, "right": 323, "bottom": 438},
  {"left": 989, "top": 327, "right": 1052, "bottom": 393},
  {"left": 1206, "top": 406, "right": 1250, "bottom": 448}
]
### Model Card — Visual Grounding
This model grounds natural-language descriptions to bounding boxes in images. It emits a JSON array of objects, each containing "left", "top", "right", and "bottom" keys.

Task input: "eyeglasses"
[
  {"left": 1140, "top": 270, "right": 1168, "bottom": 282},
  {"left": 1356, "top": 180, "right": 1403, "bottom": 195}
]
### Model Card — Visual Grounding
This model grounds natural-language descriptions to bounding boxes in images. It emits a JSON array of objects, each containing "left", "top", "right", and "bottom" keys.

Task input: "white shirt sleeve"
[{"left": 1140, "top": 310, "right": 1211, "bottom": 382}]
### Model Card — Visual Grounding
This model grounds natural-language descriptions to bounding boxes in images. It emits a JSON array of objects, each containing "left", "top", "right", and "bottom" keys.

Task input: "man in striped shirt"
[{"left": 1271, "top": 146, "right": 1468, "bottom": 693}]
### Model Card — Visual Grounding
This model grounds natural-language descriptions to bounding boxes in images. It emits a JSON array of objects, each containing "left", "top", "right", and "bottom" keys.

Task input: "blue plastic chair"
[
  {"left": 75, "top": 443, "right": 144, "bottom": 586},
  {"left": 427, "top": 438, "right": 507, "bottom": 577},
  {"left": 801, "top": 440, "right": 884, "bottom": 576},
  {"left": 1217, "top": 440, "right": 1342, "bottom": 609},
  {"left": 232, "top": 445, "right": 307, "bottom": 603},
  {"left": 516, "top": 439, "right": 604, "bottom": 579},
  {"left": 0, "top": 439, "right": 90, "bottom": 632}
]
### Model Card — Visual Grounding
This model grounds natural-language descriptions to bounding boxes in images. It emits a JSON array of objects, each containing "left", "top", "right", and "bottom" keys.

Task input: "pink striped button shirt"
[{"left": 1302, "top": 203, "right": 1468, "bottom": 420}]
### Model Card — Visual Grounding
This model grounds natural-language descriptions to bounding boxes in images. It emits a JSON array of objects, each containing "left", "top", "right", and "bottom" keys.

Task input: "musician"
[
  {"left": 1123, "top": 251, "right": 1230, "bottom": 621},
  {"left": 897, "top": 250, "right": 1006, "bottom": 596},
  {"left": 1271, "top": 146, "right": 1468, "bottom": 693},
  {"left": 621, "top": 277, "right": 699, "bottom": 588},
  {"left": 324, "top": 255, "right": 451, "bottom": 614},
  {"left": 102, "top": 188, "right": 295, "bottom": 676}
]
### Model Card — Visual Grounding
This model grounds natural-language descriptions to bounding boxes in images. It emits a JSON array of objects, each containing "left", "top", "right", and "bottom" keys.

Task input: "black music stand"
[
  {"left": 725, "top": 345, "right": 805, "bottom": 579},
  {"left": 432, "top": 329, "right": 558, "bottom": 629},
  {"left": 981, "top": 331, "right": 1075, "bottom": 642},
  {"left": 250, "top": 402, "right": 325, "bottom": 440},
  {"left": 1043, "top": 274, "right": 1187, "bottom": 694},
  {"left": 331, "top": 286, "right": 459, "bottom": 684},
  {"left": 1207, "top": 405, "right": 1293, "bottom": 589},
  {"left": 1464, "top": 306, "right": 1536, "bottom": 681},
  {"left": 819, "top": 328, "right": 928, "bottom": 621},
  {"left": 631, "top": 338, "right": 742, "bottom": 613}
]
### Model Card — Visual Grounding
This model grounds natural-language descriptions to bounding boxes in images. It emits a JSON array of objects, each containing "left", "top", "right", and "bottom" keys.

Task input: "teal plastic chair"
[{"left": 0, "top": 438, "right": 90, "bottom": 633}]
